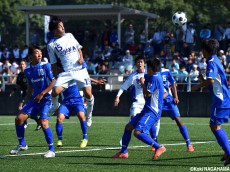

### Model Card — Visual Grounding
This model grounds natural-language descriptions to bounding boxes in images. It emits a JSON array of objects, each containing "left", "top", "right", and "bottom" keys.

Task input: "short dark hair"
[
  {"left": 28, "top": 45, "right": 41, "bottom": 56},
  {"left": 201, "top": 38, "right": 219, "bottom": 55},
  {"left": 135, "top": 55, "right": 145, "bottom": 64},
  {"left": 146, "top": 58, "right": 161, "bottom": 73},
  {"left": 49, "top": 17, "right": 63, "bottom": 32}
]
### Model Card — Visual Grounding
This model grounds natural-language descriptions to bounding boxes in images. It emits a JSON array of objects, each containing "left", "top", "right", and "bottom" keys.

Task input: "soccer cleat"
[
  {"left": 86, "top": 116, "right": 92, "bottom": 127},
  {"left": 187, "top": 145, "right": 194, "bottom": 152},
  {"left": 153, "top": 146, "right": 166, "bottom": 160},
  {"left": 44, "top": 150, "right": 55, "bottom": 158},
  {"left": 9, "top": 145, "right": 28, "bottom": 154},
  {"left": 112, "top": 152, "right": 129, "bottom": 159},
  {"left": 151, "top": 147, "right": 156, "bottom": 151},
  {"left": 221, "top": 153, "right": 228, "bottom": 161},
  {"left": 80, "top": 139, "right": 88, "bottom": 148},
  {"left": 35, "top": 124, "right": 42, "bottom": 131},
  {"left": 47, "top": 103, "right": 60, "bottom": 117},
  {"left": 57, "top": 140, "right": 63, "bottom": 147}
]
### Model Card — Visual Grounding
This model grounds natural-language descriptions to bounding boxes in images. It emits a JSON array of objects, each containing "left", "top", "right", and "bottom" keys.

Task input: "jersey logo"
[{"left": 38, "top": 69, "right": 44, "bottom": 76}]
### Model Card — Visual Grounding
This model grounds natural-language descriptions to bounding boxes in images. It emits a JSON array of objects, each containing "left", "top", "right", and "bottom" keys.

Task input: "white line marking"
[{"left": 1, "top": 140, "right": 217, "bottom": 158}]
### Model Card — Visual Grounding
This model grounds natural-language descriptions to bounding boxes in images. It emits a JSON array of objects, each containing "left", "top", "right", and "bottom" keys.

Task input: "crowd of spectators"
[{"left": 2, "top": 22, "right": 230, "bottom": 92}]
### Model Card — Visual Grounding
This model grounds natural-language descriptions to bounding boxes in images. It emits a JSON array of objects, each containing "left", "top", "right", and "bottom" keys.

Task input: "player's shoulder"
[
  {"left": 40, "top": 61, "right": 51, "bottom": 68},
  {"left": 161, "top": 68, "right": 170, "bottom": 73}
]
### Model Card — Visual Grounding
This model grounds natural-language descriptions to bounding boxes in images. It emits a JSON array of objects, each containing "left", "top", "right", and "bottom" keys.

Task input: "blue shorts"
[
  {"left": 21, "top": 99, "right": 51, "bottom": 120},
  {"left": 163, "top": 102, "right": 180, "bottom": 120},
  {"left": 129, "top": 111, "right": 159, "bottom": 134},
  {"left": 58, "top": 103, "right": 85, "bottom": 119},
  {"left": 210, "top": 106, "right": 230, "bottom": 125}
]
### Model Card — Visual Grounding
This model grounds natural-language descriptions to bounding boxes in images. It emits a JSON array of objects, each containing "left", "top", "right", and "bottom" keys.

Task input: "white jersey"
[
  {"left": 47, "top": 33, "right": 82, "bottom": 72},
  {"left": 121, "top": 70, "right": 145, "bottom": 108}
]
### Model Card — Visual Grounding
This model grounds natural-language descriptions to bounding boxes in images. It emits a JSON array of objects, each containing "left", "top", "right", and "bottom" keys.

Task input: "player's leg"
[
  {"left": 77, "top": 111, "right": 88, "bottom": 148},
  {"left": 56, "top": 113, "right": 65, "bottom": 147},
  {"left": 150, "top": 119, "right": 161, "bottom": 143},
  {"left": 112, "top": 114, "right": 141, "bottom": 158},
  {"left": 10, "top": 112, "right": 29, "bottom": 154},
  {"left": 40, "top": 104, "right": 55, "bottom": 158},
  {"left": 32, "top": 116, "right": 42, "bottom": 131},
  {"left": 209, "top": 108, "right": 230, "bottom": 166}
]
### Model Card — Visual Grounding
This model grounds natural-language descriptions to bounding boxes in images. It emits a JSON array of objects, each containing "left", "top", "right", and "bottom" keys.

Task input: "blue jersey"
[
  {"left": 161, "top": 68, "right": 176, "bottom": 110},
  {"left": 142, "top": 72, "right": 164, "bottom": 117},
  {"left": 206, "top": 55, "right": 230, "bottom": 108},
  {"left": 61, "top": 82, "right": 83, "bottom": 106},
  {"left": 25, "top": 62, "right": 54, "bottom": 101}
]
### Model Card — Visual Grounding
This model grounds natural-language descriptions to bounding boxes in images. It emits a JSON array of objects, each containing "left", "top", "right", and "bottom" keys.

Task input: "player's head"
[
  {"left": 28, "top": 45, "right": 42, "bottom": 64},
  {"left": 19, "top": 60, "right": 27, "bottom": 71},
  {"left": 201, "top": 38, "right": 219, "bottom": 57},
  {"left": 146, "top": 58, "right": 161, "bottom": 75},
  {"left": 49, "top": 17, "right": 65, "bottom": 37},
  {"left": 135, "top": 56, "right": 145, "bottom": 72}
]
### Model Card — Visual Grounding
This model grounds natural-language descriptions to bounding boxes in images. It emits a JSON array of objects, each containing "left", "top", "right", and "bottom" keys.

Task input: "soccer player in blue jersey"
[
  {"left": 56, "top": 81, "right": 88, "bottom": 148},
  {"left": 9, "top": 45, "right": 56, "bottom": 158},
  {"left": 112, "top": 58, "right": 166, "bottom": 159},
  {"left": 192, "top": 39, "right": 230, "bottom": 166},
  {"left": 150, "top": 61, "right": 194, "bottom": 152}
]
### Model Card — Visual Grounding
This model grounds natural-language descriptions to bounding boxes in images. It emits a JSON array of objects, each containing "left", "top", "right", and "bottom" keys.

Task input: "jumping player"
[
  {"left": 112, "top": 58, "right": 166, "bottom": 160},
  {"left": 192, "top": 39, "right": 230, "bottom": 166},
  {"left": 47, "top": 17, "right": 94, "bottom": 127},
  {"left": 9, "top": 45, "right": 56, "bottom": 158}
]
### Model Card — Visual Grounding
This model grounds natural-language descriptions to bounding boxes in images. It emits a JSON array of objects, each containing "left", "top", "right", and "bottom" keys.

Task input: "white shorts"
[
  {"left": 54, "top": 68, "right": 91, "bottom": 89},
  {"left": 129, "top": 106, "right": 144, "bottom": 117}
]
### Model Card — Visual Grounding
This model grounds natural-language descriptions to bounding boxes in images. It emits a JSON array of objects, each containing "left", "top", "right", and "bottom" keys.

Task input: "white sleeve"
[
  {"left": 47, "top": 43, "right": 57, "bottom": 64},
  {"left": 71, "top": 33, "right": 82, "bottom": 49},
  {"left": 116, "top": 89, "right": 124, "bottom": 97},
  {"left": 120, "top": 74, "right": 133, "bottom": 91}
]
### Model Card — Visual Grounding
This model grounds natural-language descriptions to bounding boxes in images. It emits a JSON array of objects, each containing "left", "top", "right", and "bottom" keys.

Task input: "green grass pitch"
[{"left": 0, "top": 116, "right": 229, "bottom": 172}]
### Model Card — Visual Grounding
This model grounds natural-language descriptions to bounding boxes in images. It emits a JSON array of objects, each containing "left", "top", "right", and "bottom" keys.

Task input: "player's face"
[
  {"left": 136, "top": 59, "right": 145, "bottom": 71},
  {"left": 31, "top": 49, "right": 42, "bottom": 64},
  {"left": 147, "top": 66, "right": 154, "bottom": 75},
  {"left": 54, "top": 22, "right": 65, "bottom": 37},
  {"left": 20, "top": 61, "right": 26, "bottom": 71}
]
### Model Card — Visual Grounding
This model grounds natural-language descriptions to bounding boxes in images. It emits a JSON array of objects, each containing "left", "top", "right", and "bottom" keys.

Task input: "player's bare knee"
[
  {"left": 134, "top": 130, "right": 140, "bottom": 137},
  {"left": 40, "top": 119, "right": 49, "bottom": 129},
  {"left": 125, "top": 124, "right": 134, "bottom": 131},
  {"left": 82, "top": 87, "right": 92, "bottom": 99},
  {"left": 57, "top": 114, "right": 65, "bottom": 123},
  {"left": 210, "top": 123, "right": 221, "bottom": 132}
]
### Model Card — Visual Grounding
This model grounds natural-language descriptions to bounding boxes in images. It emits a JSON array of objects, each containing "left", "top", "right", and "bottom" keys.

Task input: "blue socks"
[
  {"left": 179, "top": 125, "right": 191, "bottom": 146},
  {"left": 56, "top": 123, "right": 63, "bottom": 140},
  {"left": 214, "top": 128, "right": 230, "bottom": 155},
  {"left": 150, "top": 125, "right": 158, "bottom": 142},
  {"left": 120, "top": 129, "right": 132, "bottom": 154},
  {"left": 43, "top": 127, "right": 54, "bottom": 152},
  {"left": 137, "top": 132, "right": 161, "bottom": 149},
  {"left": 80, "top": 121, "right": 88, "bottom": 140},
  {"left": 16, "top": 124, "right": 26, "bottom": 146}
]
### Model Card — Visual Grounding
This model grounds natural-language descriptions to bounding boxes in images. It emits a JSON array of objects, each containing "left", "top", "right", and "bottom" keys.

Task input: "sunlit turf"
[{"left": 0, "top": 116, "right": 229, "bottom": 172}]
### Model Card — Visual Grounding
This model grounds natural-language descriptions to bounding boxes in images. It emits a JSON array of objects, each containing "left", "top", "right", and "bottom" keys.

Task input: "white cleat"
[
  {"left": 44, "top": 150, "right": 55, "bottom": 158},
  {"left": 10, "top": 145, "right": 28, "bottom": 154},
  {"left": 47, "top": 103, "right": 60, "bottom": 116},
  {"left": 86, "top": 117, "right": 92, "bottom": 127}
]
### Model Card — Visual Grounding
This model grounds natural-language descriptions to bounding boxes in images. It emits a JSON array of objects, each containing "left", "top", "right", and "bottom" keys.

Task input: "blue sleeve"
[
  {"left": 206, "top": 62, "right": 217, "bottom": 79},
  {"left": 167, "top": 71, "right": 176, "bottom": 85},
  {"left": 25, "top": 70, "right": 32, "bottom": 86},
  {"left": 146, "top": 76, "right": 157, "bottom": 94},
  {"left": 45, "top": 63, "right": 55, "bottom": 81}
]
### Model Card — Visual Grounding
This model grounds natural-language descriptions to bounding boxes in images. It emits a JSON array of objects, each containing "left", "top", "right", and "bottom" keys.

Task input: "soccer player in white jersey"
[
  {"left": 10, "top": 45, "right": 56, "bottom": 158},
  {"left": 47, "top": 17, "right": 94, "bottom": 127},
  {"left": 192, "top": 39, "right": 230, "bottom": 166}
]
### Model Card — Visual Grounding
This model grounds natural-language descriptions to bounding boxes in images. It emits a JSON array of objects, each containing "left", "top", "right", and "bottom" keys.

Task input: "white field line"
[{"left": 1, "top": 140, "right": 217, "bottom": 158}]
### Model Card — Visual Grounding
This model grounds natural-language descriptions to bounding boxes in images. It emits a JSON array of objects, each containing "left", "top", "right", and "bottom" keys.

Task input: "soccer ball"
[{"left": 172, "top": 11, "right": 187, "bottom": 26}]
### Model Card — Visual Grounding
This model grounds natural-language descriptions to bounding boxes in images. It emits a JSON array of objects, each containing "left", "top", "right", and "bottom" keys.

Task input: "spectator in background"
[
  {"left": 214, "top": 24, "right": 225, "bottom": 51},
  {"left": 152, "top": 28, "right": 162, "bottom": 55},
  {"left": 21, "top": 45, "right": 29, "bottom": 61},
  {"left": 182, "top": 42, "right": 191, "bottom": 59},
  {"left": 119, "top": 50, "right": 133, "bottom": 74},
  {"left": 102, "top": 45, "right": 112, "bottom": 61},
  {"left": 175, "top": 26, "right": 185, "bottom": 53},
  {"left": 1, "top": 48, "right": 11, "bottom": 62},
  {"left": 143, "top": 40, "right": 154, "bottom": 59},
  {"left": 198, "top": 58, "right": 207, "bottom": 75},
  {"left": 170, "top": 58, "right": 180, "bottom": 71},
  {"left": 124, "top": 24, "right": 135, "bottom": 50},
  {"left": 185, "top": 23, "right": 196, "bottom": 51},
  {"left": 189, "top": 64, "right": 199, "bottom": 86},
  {"left": 110, "top": 43, "right": 123, "bottom": 66},
  {"left": 218, "top": 50, "right": 227, "bottom": 66},
  {"left": 163, "top": 33, "right": 172, "bottom": 59},
  {"left": 226, "top": 49, "right": 230, "bottom": 67},
  {"left": 10, "top": 60, "right": 19, "bottom": 84},
  {"left": 139, "top": 29, "right": 147, "bottom": 49},
  {"left": 224, "top": 22, "right": 230, "bottom": 51},
  {"left": 110, "top": 26, "right": 118, "bottom": 46},
  {"left": 12, "top": 45, "right": 21, "bottom": 63},
  {"left": 178, "top": 66, "right": 188, "bottom": 92},
  {"left": 186, "top": 58, "right": 194, "bottom": 73},
  {"left": 101, "top": 26, "right": 111, "bottom": 51},
  {"left": 200, "top": 25, "right": 211, "bottom": 40},
  {"left": 87, "top": 60, "right": 96, "bottom": 75},
  {"left": 170, "top": 33, "right": 176, "bottom": 55},
  {"left": 170, "top": 64, "right": 179, "bottom": 81}
]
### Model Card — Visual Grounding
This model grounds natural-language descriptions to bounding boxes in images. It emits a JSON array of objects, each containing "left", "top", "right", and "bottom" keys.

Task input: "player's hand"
[
  {"left": 174, "top": 97, "right": 179, "bottom": 104},
  {"left": 114, "top": 97, "right": 120, "bottom": 106},
  {"left": 97, "top": 79, "right": 106, "bottom": 85},
  {"left": 140, "top": 77, "right": 145, "bottom": 85},
  {"left": 34, "top": 93, "right": 44, "bottom": 103}
]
